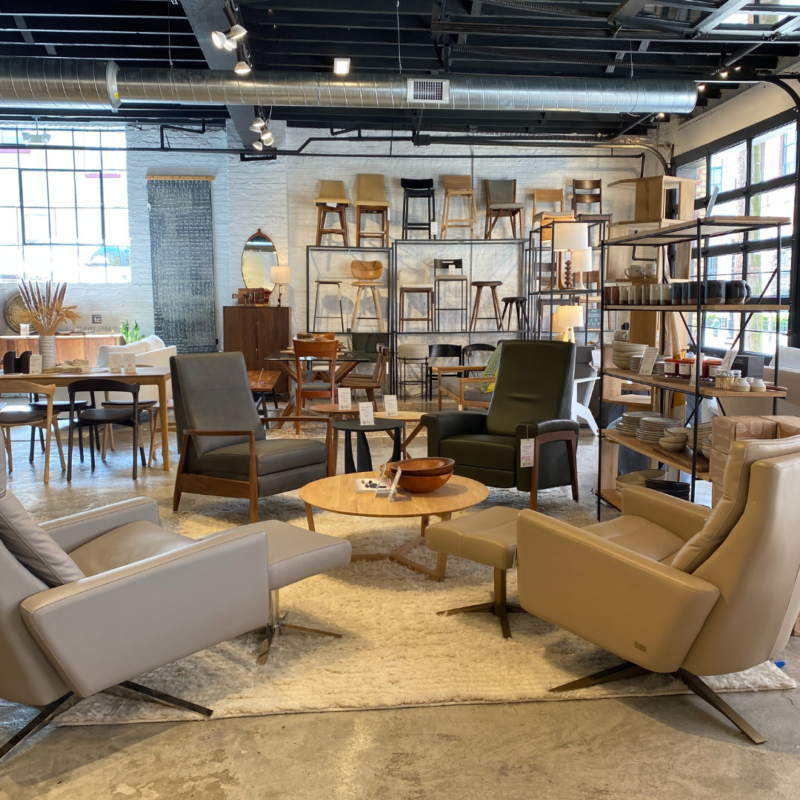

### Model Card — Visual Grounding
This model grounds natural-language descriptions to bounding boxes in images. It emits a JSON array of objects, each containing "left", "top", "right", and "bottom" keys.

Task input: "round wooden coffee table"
[{"left": 299, "top": 471, "right": 489, "bottom": 580}]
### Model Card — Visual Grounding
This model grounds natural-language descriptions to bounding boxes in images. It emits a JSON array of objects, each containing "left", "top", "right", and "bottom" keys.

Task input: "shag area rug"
[{"left": 57, "top": 485, "right": 795, "bottom": 726}]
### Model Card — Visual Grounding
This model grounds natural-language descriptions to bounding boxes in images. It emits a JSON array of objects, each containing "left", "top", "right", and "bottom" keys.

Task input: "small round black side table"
[{"left": 332, "top": 417, "right": 405, "bottom": 474}]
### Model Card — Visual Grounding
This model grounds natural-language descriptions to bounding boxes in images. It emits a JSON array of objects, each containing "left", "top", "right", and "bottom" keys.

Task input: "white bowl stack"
[
  {"left": 636, "top": 416, "right": 682, "bottom": 444},
  {"left": 660, "top": 426, "right": 689, "bottom": 451},
  {"left": 612, "top": 342, "right": 648, "bottom": 369},
  {"left": 616, "top": 468, "right": 666, "bottom": 494},
  {"left": 617, "top": 411, "right": 660, "bottom": 437}
]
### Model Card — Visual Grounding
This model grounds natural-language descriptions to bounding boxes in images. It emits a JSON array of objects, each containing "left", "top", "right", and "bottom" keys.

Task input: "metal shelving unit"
[{"left": 597, "top": 216, "right": 791, "bottom": 515}]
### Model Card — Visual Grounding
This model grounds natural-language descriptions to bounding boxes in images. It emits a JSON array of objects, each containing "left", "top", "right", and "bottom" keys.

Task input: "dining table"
[
  {"left": 0, "top": 367, "right": 173, "bottom": 471},
  {"left": 264, "top": 349, "right": 373, "bottom": 429}
]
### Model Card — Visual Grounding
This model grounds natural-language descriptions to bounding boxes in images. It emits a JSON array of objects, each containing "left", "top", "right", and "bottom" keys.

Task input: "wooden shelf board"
[
  {"left": 604, "top": 216, "right": 790, "bottom": 247},
  {"left": 603, "top": 428, "right": 711, "bottom": 480},
  {"left": 602, "top": 367, "right": 788, "bottom": 399},
  {"left": 603, "top": 394, "right": 653, "bottom": 407},
  {"left": 599, "top": 488, "right": 622, "bottom": 510},
  {"left": 604, "top": 304, "right": 787, "bottom": 313}
]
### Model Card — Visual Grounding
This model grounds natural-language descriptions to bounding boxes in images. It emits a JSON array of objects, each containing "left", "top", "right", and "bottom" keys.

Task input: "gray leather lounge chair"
[
  {"left": 171, "top": 352, "right": 330, "bottom": 522},
  {"left": 0, "top": 453, "right": 351, "bottom": 762}
]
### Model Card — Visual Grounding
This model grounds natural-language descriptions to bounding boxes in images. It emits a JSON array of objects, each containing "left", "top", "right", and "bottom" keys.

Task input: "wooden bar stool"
[
  {"left": 485, "top": 179, "right": 524, "bottom": 239},
  {"left": 399, "top": 267, "right": 434, "bottom": 331},
  {"left": 315, "top": 180, "right": 349, "bottom": 246},
  {"left": 572, "top": 179, "right": 602, "bottom": 214},
  {"left": 434, "top": 258, "right": 468, "bottom": 331},
  {"left": 401, "top": 178, "right": 436, "bottom": 238},
  {"left": 350, "top": 259, "right": 385, "bottom": 332},
  {"left": 500, "top": 296, "right": 530, "bottom": 331},
  {"left": 441, "top": 175, "right": 478, "bottom": 239},
  {"left": 470, "top": 281, "right": 503, "bottom": 331},
  {"left": 356, "top": 174, "right": 390, "bottom": 247},
  {"left": 312, "top": 280, "right": 345, "bottom": 332}
]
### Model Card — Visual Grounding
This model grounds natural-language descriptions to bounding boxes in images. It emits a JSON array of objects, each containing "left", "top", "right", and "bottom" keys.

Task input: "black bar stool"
[{"left": 401, "top": 178, "right": 436, "bottom": 239}]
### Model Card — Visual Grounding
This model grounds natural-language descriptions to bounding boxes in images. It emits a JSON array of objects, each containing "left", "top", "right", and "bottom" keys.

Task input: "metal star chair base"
[
  {"left": 550, "top": 661, "right": 767, "bottom": 745},
  {"left": 257, "top": 589, "right": 342, "bottom": 665}
]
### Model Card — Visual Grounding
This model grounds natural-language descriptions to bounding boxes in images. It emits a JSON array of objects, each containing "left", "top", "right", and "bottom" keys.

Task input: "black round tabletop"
[{"left": 332, "top": 417, "right": 406, "bottom": 433}]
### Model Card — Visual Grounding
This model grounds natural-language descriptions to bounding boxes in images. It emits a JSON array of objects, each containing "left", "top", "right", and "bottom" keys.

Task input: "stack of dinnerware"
[
  {"left": 645, "top": 478, "right": 691, "bottom": 500},
  {"left": 636, "top": 416, "right": 682, "bottom": 444},
  {"left": 612, "top": 341, "right": 648, "bottom": 369},
  {"left": 629, "top": 354, "right": 666, "bottom": 376},
  {"left": 660, "top": 426, "right": 689, "bottom": 451},
  {"left": 616, "top": 411, "right": 659, "bottom": 437},
  {"left": 700, "top": 435, "right": 712, "bottom": 458},
  {"left": 616, "top": 469, "right": 666, "bottom": 494}
]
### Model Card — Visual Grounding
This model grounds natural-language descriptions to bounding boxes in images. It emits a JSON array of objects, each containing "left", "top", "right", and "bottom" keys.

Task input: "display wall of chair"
[
  {"left": 441, "top": 175, "right": 478, "bottom": 239},
  {"left": 350, "top": 260, "right": 385, "bottom": 332},
  {"left": 356, "top": 174, "right": 390, "bottom": 247},
  {"left": 484, "top": 180, "right": 524, "bottom": 239},
  {"left": 315, "top": 180, "right": 350, "bottom": 246},
  {"left": 401, "top": 178, "right": 436, "bottom": 239}
]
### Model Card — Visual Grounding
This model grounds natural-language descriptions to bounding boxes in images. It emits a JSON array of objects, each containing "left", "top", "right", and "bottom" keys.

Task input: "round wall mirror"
[{"left": 242, "top": 229, "right": 278, "bottom": 288}]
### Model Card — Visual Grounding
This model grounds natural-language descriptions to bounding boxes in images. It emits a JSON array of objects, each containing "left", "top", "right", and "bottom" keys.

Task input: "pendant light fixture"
[
  {"left": 212, "top": 2, "right": 247, "bottom": 50},
  {"left": 249, "top": 116, "right": 266, "bottom": 132}
]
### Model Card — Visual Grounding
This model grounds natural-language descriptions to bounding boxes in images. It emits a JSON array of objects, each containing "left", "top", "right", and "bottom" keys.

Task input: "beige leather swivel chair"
[
  {"left": 0, "top": 456, "right": 350, "bottom": 761},
  {"left": 517, "top": 435, "right": 800, "bottom": 744}
]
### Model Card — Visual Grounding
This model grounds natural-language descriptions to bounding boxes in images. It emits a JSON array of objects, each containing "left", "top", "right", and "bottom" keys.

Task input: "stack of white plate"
[
  {"left": 687, "top": 422, "right": 714, "bottom": 447},
  {"left": 700, "top": 435, "right": 712, "bottom": 458},
  {"left": 629, "top": 354, "right": 666, "bottom": 376},
  {"left": 636, "top": 416, "right": 682, "bottom": 444},
  {"left": 616, "top": 469, "right": 666, "bottom": 494},
  {"left": 616, "top": 411, "right": 659, "bottom": 437},
  {"left": 612, "top": 341, "right": 648, "bottom": 369},
  {"left": 660, "top": 426, "right": 689, "bottom": 451}
]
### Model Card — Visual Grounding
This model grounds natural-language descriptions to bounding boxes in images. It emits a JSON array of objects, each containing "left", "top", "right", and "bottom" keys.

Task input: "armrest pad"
[
  {"left": 21, "top": 527, "right": 271, "bottom": 698},
  {"left": 42, "top": 498, "right": 161, "bottom": 553},
  {"left": 421, "top": 411, "right": 487, "bottom": 456},
  {"left": 621, "top": 486, "right": 710, "bottom": 543},
  {"left": 515, "top": 419, "right": 580, "bottom": 439},
  {"left": 517, "top": 510, "right": 719, "bottom": 673}
]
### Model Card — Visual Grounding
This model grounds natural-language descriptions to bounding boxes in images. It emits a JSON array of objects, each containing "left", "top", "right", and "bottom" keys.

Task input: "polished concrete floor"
[{"left": 1, "top": 417, "right": 799, "bottom": 799}]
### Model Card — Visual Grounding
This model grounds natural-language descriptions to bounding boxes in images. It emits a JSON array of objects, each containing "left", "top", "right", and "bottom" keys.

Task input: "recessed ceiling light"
[
  {"left": 333, "top": 58, "right": 351, "bottom": 75},
  {"left": 734, "top": 65, "right": 741, "bottom": 72}
]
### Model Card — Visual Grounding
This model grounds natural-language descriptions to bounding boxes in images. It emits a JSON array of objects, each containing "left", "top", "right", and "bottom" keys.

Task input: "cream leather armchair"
[{"left": 517, "top": 435, "right": 800, "bottom": 744}]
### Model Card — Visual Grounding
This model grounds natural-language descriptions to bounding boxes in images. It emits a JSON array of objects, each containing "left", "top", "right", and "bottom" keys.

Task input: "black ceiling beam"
[{"left": 608, "top": 0, "right": 652, "bottom": 26}]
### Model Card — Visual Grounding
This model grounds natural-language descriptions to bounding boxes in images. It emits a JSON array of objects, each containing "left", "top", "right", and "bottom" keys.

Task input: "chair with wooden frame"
[
  {"left": 293, "top": 338, "right": 339, "bottom": 434},
  {"left": 0, "top": 381, "right": 64, "bottom": 484},
  {"left": 531, "top": 189, "right": 574, "bottom": 243},
  {"left": 339, "top": 344, "right": 389, "bottom": 409},
  {"left": 572, "top": 179, "right": 602, "bottom": 213},
  {"left": 441, "top": 175, "right": 478, "bottom": 239},
  {"left": 315, "top": 179, "right": 350, "bottom": 246},
  {"left": 484, "top": 180, "right": 524, "bottom": 239},
  {"left": 355, "top": 174, "right": 390, "bottom": 247},
  {"left": 398, "top": 266, "right": 435, "bottom": 332},
  {"left": 171, "top": 352, "right": 331, "bottom": 523},
  {"left": 434, "top": 343, "right": 497, "bottom": 410}
]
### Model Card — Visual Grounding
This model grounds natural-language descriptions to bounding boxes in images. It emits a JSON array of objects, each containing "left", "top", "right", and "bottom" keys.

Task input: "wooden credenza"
[
  {"left": 0, "top": 334, "right": 124, "bottom": 367},
  {"left": 223, "top": 305, "right": 291, "bottom": 393}
]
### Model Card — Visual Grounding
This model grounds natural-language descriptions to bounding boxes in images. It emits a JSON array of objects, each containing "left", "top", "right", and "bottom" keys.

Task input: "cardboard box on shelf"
[
  {"left": 709, "top": 448, "right": 727, "bottom": 484},
  {"left": 712, "top": 415, "right": 778, "bottom": 455}
]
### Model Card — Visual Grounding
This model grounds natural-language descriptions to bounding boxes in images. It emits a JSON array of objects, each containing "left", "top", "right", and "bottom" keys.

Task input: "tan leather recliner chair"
[{"left": 517, "top": 435, "right": 800, "bottom": 744}]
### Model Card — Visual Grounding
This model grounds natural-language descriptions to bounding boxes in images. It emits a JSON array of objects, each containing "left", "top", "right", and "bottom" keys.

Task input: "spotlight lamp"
[
  {"left": 719, "top": 70, "right": 729, "bottom": 79},
  {"left": 228, "top": 23, "right": 247, "bottom": 41},
  {"left": 252, "top": 140, "right": 263, "bottom": 151},
  {"left": 333, "top": 58, "right": 351, "bottom": 75},
  {"left": 260, "top": 128, "right": 274, "bottom": 147},
  {"left": 698, "top": 83, "right": 706, "bottom": 92},
  {"left": 211, "top": 30, "right": 227, "bottom": 49},
  {"left": 211, "top": 26, "right": 246, "bottom": 51},
  {"left": 656, "top": 112, "right": 665, "bottom": 120},
  {"left": 249, "top": 116, "right": 266, "bottom": 132},
  {"left": 234, "top": 42, "right": 252, "bottom": 75}
]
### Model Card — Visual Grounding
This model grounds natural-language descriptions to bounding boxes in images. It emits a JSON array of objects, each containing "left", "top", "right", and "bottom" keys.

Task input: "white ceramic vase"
[{"left": 39, "top": 335, "right": 56, "bottom": 369}]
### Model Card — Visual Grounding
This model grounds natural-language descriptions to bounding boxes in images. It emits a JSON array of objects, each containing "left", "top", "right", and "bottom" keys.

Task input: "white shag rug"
[{"left": 57, "top": 486, "right": 795, "bottom": 726}]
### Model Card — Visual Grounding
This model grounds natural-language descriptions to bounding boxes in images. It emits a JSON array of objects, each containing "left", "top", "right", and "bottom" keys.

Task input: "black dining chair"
[
  {"left": 67, "top": 379, "right": 146, "bottom": 481},
  {"left": 426, "top": 344, "right": 463, "bottom": 401}
]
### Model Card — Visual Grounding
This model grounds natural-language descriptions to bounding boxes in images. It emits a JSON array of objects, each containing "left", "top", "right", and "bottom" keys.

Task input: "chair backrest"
[
  {"left": 357, "top": 174, "right": 386, "bottom": 204},
  {"left": 293, "top": 339, "right": 339, "bottom": 401},
  {"left": 682, "top": 445, "right": 800, "bottom": 676},
  {"left": 574, "top": 346, "right": 596, "bottom": 380},
  {"left": 401, "top": 178, "right": 434, "bottom": 190},
  {"left": 170, "top": 352, "right": 265, "bottom": 473},
  {"left": 68, "top": 379, "right": 140, "bottom": 414},
  {"left": 433, "top": 258, "right": 464, "bottom": 274},
  {"left": 486, "top": 341, "right": 576, "bottom": 437},
  {"left": 532, "top": 188, "right": 564, "bottom": 214},
  {"left": 573, "top": 179, "right": 602, "bottom": 207},
  {"left": 318, "top": 180, "right": 347, "bottom": 201},
  {"left": 486, "top": 179, "right": 516, "bottom": 205},
  {"left": 350, "top": 332, "right": 389, "bottom": 360},
  {"left": 428, "top": 344, "right": 462, "bottom": 361},
  {"left": 371, "top": 345, "right": 389, "bottom": 385},
  {"left": 398, "top": 266, "right": 431, "bottom": 286},
  {"left": 463, "top": 343, "right": 496, "bottom": 368},
  {"left": 443, "top": 175, "right": 472, "bottom": 192}
]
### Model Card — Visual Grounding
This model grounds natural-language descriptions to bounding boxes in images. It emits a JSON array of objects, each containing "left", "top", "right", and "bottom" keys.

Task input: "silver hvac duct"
[{"left": 0, "top": 58, "right": 697, "bottom": 115}]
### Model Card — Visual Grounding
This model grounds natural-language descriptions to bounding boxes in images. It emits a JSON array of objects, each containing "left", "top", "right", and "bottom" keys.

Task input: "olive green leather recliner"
[{"left": 422, "top": 340, "right": 579, "bottom": 510}]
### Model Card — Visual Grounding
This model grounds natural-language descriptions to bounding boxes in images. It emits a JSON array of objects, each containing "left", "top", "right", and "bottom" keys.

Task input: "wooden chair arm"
[
  {"left": 459, "top": 377, "right": 489, "bottom": 386},
  {"left": 183, "top": 429, "right": 256, "bottom": 437},
  {"left": 431, "top": 365, "right": 476, "bottom": 374}
]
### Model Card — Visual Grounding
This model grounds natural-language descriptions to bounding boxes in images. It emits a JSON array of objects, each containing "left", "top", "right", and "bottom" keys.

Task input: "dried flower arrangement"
[{"left": 17, "top": 280, "right": 80, "bottom": 336}]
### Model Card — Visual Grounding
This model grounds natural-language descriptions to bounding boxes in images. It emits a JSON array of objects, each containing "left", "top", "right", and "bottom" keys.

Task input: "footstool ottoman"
[{"left": 426, "top": 506, "right": 525, "bottom": 638}]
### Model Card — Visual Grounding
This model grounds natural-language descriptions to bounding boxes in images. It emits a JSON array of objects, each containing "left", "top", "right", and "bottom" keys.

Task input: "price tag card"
[
  {"left": 122, "top": 354, "right": 137, "bottom": 374},
  {"left": 384, "top": 395, "right": 398, "bottom": 416},
  {"left": 338, "top": 387, "right": 352, "bottom": 410},
  {"left": 108, "top": 353, "right": 122, "bottom": 373},
  {"left": 430, "top": 220, "right": 438, "bottom": 237},
  {"left": 638, "top": 347, "right": 658, "bottom": 376},
  {"left": 520, "top": 439, "right": 535, "bottom": 469},
  {"left": 28, "top": 354, "right": 42, "bottom": 375},
  {"left": 359, "top": 402, "right": 375, "bottom": 427},
  {"left": 720, "top": 347, "right": 737, "bottom": 373}
]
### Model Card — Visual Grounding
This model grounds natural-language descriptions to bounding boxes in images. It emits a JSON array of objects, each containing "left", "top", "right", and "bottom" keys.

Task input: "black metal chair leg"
[
  {"left": 78, "top": 424, "right": 84, "bottom": 462},
  {"left": 39, "top": 427, "right": 45, "bottom": 452},
  {"left": 0, "top": 692, "right": 74, "bottom": 763},
  {"left": 120, "top": 681, "right": 213, "bottom": 718},
  {"left": 88, "top": 425, "right": 96, "bottom": 471},
  {"left": 29, "top": 426, "right": 36, "bottom": 463},
  {"left": 549, "top": 661, "right": 649, "bottom": 693},
  {"left": 132, "top": 420, "right": 138, "bottom": 480},
  {"left": 67, "top": 418, "right": 74, "bottom": 482}
]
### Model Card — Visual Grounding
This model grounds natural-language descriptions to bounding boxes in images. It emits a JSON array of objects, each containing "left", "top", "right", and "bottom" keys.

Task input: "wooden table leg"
[
  {"left": 305, "top": 503, "right": 316, "bottom": 531},
  {"left": 157, "top": 376, "right": 170, "bottom": 471}
]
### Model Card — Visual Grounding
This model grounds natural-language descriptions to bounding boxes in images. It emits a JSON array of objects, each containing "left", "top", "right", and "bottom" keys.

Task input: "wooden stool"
[
  {"left": 399, "top": 285, "right": 434, "bottom": 331},
  {"left": 315, "top": 180, "right": 350, "bottom": 246},
  {"left": 401, "top": 178, "right": 436, "bottom": 239},
  {"left": 500, "top": 296, "right": 530, "bottom": 332},
  {"left": 441, "top": 175, "right": 478, "bottom": 239},
  {"left": 485, "top": 179, "right": 524, "bottom": 239},
  {"left": 313, "top": 280, "right": 345, "bottom": 332},
  {"left": 356, "top": 173, "right": 389, "bottom": 247},
  {"left": 351, "top": 281, "right": 385, "bottom": 332},
  {"left": 470, "top": 281, "right": 503, "bottom": 331}
]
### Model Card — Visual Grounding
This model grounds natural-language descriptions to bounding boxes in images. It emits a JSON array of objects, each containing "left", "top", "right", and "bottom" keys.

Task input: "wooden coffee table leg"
[
  {"left": 435, "top": 552, "right": 448, "bottom": 582},
  {"left": 305, "top": 503, "right": 316, "bottom": 531}
]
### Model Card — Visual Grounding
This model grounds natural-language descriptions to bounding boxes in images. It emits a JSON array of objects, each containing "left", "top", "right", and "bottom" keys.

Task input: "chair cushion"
[
  {"left": 0, "top": 491, "right": 85, "bottom": 587},
  {"left": 79, "top": 407, "right": 137, "bottom": 423},
  {"left": 0, "top": 406, "right": 47, "bottom": 425},
  {"left": 70, "top": 521, "right": 191, "bottom": 577},
  {"left": 584, "top": 516, "right": 685, "bottom": 563},
  {"left": 488, "top": 203, "right": 524, "bottom": 210},
  {"left": 439, "top": 376, "right": 490, "bottom": 403},
  {"left": 426, "top": 506, "right": 519, "bottom": 570},
  {"left": 197, "top": 437, "right": 328, "bottom": 479},
  {"left": 440, "top": 434, "right": 516, "bottom": 472}
]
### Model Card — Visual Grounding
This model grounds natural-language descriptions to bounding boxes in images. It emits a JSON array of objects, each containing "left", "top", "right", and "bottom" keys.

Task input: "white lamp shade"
[
  {"left": 271, "top": 266, "right": 291, "bottom": 285},
  {"left": 553, "top": 305, "right": 584, "bottom": 331},
  {"left": 570, "top": 248, "right": 593, "bottom": 272},
  {"left": 553, "top": 223, "right": 589, "bottom": 252}
]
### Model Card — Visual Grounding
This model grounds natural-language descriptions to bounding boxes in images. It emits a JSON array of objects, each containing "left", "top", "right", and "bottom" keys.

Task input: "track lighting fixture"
[
  {"left": 252, "top": 140, "right": 263, "bottom": 150},
  {"left": 260, "top": 128, "right": 274, "bottom": 147},
  {"left": 719, "top": 70, "right": 729, "bottom": 79},
  {"left": 249, "top": 116, "right": 266, "bottom": 132},
  {"left": 211, "top": 2, "right": 247, "bottom": 50},
  {"left": 234, "top": 42, "right": 252, "bottom": 75},
  {"left": 656, "top": 112, "right": 665, "bottom": 120},
  {"left": 698, "top": 84, "right": 706, "bottom": 92}
]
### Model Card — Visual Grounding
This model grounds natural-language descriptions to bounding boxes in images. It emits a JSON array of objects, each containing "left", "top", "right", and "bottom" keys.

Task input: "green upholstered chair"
[{"left": 422, "top": 340, "right": 579, "bottom": 510}]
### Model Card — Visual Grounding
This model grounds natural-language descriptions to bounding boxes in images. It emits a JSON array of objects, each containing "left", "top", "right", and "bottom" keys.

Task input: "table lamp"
[
  {"left": 570, "top": 248, "right": 593, "bottom": 290},
  {"left": 552, "top": 305, "right": 584, "bottom": 343},
  {"left": 553, "top": 223, "right": 589, "bottom": 289},
  {"left": 270, "top": 265, "right": 291, "bottom": 307}
]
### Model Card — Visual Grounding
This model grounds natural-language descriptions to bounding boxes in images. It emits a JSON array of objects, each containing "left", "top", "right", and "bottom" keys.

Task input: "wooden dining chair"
[
  {"left": 293, "top": 339, "right": 340, "bottom": 435},
  {"left": 572, "top": 179, "right": 602, "bottom": 213},
  {"left": 339, "top": 345, "right": 389, "bottom": 409}
]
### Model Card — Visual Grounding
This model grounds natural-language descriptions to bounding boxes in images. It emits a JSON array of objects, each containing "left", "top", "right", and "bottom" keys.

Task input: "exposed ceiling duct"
[{"left": 0, "top": 58, "right": 697, "bottom": 116}]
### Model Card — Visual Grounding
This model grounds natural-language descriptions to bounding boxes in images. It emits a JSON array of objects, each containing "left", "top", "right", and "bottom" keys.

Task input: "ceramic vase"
[{"left": 39, "top": 335, "right": 56, "bottom": 369}]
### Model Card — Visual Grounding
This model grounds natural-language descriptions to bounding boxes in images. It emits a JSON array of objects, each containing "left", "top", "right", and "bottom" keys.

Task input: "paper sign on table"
[
  {"left": 338, "top": 387, "right": 351, "bottom": 410},
  {"left": 384, "top": 395, "right": 398, "bottom": 416},
  {"left": 122, "top": 354, "right": 137, "bottom": 374},
  {"left": 28, "top": 355, "right": 42, "bottom": 375},
  {"left": 720, "top": 347, "right": 737, "bottom": 373},
  {"left": 520, "top": 439, "right": 535, "bottom": 469},
  {"left": 638, "top": 347, "right": 658, "bottom": 376},
  {"left": 108, "top": 353, "right": 122, "bottom": 373},
  {"left": 359, "top": 402, "right": 374, "bottom": 427}
]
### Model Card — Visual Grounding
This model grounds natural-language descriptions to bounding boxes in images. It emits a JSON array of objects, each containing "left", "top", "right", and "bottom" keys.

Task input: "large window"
[
  {"left": 0, "top": 127, "right": 130, "bottom": 284},
  {"left": 674, "top": 117, "right": 797, "bottom": 357}
]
